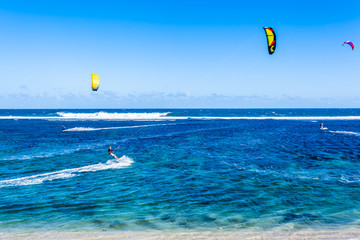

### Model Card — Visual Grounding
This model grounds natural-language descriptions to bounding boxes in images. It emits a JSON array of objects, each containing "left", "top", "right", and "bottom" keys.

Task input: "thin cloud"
[{"left": 1, "top": 91, "right": 360, "bottom": 108}]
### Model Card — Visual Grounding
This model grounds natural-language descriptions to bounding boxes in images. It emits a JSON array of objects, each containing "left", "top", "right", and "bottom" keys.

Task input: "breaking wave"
[
  {"left": 57, "top": 112, "right": 170, "bottom": 119},
  {"left": 2, "top": 111, "right": 360, "bottom": 120}
]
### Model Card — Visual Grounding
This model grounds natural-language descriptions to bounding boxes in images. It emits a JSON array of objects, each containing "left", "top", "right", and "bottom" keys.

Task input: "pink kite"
[{"left": 342, "top": 41, "right": 354, "bottom": 50}]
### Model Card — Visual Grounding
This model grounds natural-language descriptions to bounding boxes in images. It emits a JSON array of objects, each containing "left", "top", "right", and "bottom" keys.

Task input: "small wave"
[
  {"left": 328, "top": 130, "right": 360, "bottom": 136},
  {"left": 65, "top": 123, "right": 174, "bottom": 132},
  {"left": 245, "top": 167, "right": 332, "bottom": 182},
  {"left": 0, "top": 156, "right": 133, "bottom": 188},
  {"left": 339, "top": 175, "right": 360, "bottom": 184}
]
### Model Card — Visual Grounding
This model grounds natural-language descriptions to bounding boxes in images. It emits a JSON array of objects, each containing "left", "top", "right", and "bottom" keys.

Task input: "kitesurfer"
[
  {"left": 62, "top": 125, "right": 66, "bottom": 131},
  {"left": 108, "top": 146, "right": 119, "bottom": 159},
  {"left": 320, "top": 123, "right": 324, "bottom": 130}
]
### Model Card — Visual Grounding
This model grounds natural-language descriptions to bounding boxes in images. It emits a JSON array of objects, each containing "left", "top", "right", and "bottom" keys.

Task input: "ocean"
[{"left": 1, "top": 109, "right": 360, "bottom": 237}]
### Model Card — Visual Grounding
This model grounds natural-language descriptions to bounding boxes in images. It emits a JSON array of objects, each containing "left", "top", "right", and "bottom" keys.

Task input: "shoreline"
[{"left": 2, "top": 228, "right": 360, "bottom": 240}]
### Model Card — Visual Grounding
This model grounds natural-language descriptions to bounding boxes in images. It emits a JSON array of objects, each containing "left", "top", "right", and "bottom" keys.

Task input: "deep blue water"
[{"left": 1, "top": 109, "right": 360, "bottom": 232}]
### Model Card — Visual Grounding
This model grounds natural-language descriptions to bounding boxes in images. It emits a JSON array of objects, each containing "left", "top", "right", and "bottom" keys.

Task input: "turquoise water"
[{"left": 1, "top": 109, "right": 360, "bottom": 232}]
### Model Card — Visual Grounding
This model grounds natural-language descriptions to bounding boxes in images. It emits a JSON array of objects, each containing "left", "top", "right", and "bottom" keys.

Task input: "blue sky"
[{"left": 1, "top": 0, "right": 360, "bottom": 108}]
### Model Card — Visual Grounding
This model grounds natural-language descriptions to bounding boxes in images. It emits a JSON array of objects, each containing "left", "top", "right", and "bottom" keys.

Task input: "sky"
[{"left": 1, "top": 0, "right": 360, "bottom": 108}]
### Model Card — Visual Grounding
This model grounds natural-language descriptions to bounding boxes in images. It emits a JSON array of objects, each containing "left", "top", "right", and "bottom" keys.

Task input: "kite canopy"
[
  {"left": 263, "top": 27, "right": 276, "bottom": 55},
  {"left": 91, "top": 74, "right": 100, "bottom": 91},
  {"left": 342, "top": 41, "right": 354, "bottom": 50}
]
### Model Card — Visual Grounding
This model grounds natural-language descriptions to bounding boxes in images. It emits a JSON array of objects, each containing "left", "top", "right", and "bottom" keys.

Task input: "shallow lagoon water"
[{"left": 1, "top": 109, "right": 360, "bottom": 233}]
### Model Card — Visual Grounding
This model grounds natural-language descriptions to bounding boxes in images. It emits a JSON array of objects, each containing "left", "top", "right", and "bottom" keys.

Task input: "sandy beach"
[{"left": 2, "top": 229, "right": 360, "bottom": 240}]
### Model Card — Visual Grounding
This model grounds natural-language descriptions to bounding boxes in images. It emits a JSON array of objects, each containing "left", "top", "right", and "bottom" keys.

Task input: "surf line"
[
  {"left": 0, "top": 156, "right": 133, "bottom": 188},
  {"left": 4, "top": 116, "right": 360, "bottom": 120}
]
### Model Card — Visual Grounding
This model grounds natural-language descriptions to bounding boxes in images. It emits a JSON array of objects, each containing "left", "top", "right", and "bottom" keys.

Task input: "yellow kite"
[
  {"left": 263, "top": 27, "right": 276, "bottom": 55},
  {"left": 91, "top": 74, "right": 100, "bottom": 91}
]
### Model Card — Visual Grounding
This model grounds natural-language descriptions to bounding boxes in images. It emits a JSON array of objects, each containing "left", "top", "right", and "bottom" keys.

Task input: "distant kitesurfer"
[
  {"left": 62, "top": 125, "right": 66, "bottom": 131},
  {"left": 320, "top": 123, "right": 324, "bottom": 130},
  {"left": 108, "top": 146, "right": 119, "bottom": 159}
]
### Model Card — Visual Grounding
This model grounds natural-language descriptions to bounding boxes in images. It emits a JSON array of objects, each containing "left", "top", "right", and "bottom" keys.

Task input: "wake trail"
[
  {"left": 64, "top": 123, "right": 176, "bottom": 132},
  {"left": 0, "top": 156, "right": 133, "bottom": 188},
  {"left": 328, "top": 130, "right": 360, "bottom": 136}
]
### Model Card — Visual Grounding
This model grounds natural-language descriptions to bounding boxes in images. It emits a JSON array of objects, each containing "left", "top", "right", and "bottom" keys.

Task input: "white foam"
[
  {"left": 0, "top": 156, "right": 133, "bottom": 188},
  {"left": 340, "top": 175, "right": 360, "bottom": 183},
  {"left": 328, "top": 130, "right": 360, "bottom": 136},
  {"left": 57, "top": 112, "right": 171, "bottom": 119},
  {"left": 65, "top": 123, "right": 173, "bottom": 132}
]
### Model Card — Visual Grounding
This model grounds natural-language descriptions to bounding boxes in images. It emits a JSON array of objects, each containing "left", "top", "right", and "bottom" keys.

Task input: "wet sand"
[{"left": 2, "top": 229, "right": 360, "bottom": 240}]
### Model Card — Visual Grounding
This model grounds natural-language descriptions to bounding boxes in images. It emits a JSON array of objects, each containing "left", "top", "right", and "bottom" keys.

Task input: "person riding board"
[
  {"left": 108, "top": 146, "right": 119, "bottom": 159},
  {"left": 62, "top": 125, "right": 66, "bottom": 131}
]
